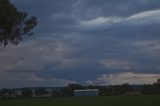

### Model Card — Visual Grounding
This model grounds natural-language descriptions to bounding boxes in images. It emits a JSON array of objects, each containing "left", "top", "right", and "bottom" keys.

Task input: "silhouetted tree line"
[
  {"left": 140, "top": 79, "right": 160, "bottom": 95},
  {"left": 0, "top": 79, "right": 160, "bottom": 99}
]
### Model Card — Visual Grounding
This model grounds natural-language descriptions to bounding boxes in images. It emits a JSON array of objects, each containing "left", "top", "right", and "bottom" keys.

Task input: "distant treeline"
[{"left": 0, "top": 79, "right": 160, "bottom": 99}]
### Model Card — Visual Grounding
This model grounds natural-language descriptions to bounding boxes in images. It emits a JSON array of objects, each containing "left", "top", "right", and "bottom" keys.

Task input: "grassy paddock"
[{"left": 0, "top": 96, "right": 160, "bottom": 106}]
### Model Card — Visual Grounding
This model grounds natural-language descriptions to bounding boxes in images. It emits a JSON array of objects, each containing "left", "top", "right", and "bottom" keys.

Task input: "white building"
[{"left": 74, "top": 89, "right": 99, "bottom": 96}]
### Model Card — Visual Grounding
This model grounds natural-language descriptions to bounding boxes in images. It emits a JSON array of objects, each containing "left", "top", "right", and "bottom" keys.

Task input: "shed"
[
  {"left": 74, "top": 89, "right": 99, "bottom": 96},
  {"left": 123, "top": 91, "right": 142, "bottom": 96}
]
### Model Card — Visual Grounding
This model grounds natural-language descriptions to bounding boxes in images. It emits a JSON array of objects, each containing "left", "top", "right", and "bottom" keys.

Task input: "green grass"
[{"left": 0, "top": 96, "right": 160, "bottom": 106}]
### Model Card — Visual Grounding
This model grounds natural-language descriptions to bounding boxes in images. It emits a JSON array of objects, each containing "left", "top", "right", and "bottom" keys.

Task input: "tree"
[
  {"left": 35, "top": 88, "right": 48, "bottom": 97},
  {"left": 0, "top": 0, "right": 37, "bottom": 46},
  {"left": 157, "top": 79, "right": 160, "bottom": 85},
  {"left": 66, "top": 84, "right": 83, "bottom": 96},
  {"left": 0, "top": 89, "right": 2, "bottom": 99},
  {"left": 109, "top": 83, "right": 135, "bottom": 95},
  {"left": 21, "top": 88, "right": 33, "bottom": 98},
  {"left": 0, "top": 88, "right": 13, "bottom": 99}
]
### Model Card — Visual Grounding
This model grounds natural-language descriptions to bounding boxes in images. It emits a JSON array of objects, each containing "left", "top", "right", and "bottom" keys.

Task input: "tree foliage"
[
  {"left": 0, "top": 0, "right": 37, "bottom": 46},
  {"left": 35, "top": 88, "right": 48, "bottom": 97},
  {"left": 21, "top": 88, "right": 33, "bottom": 98}
]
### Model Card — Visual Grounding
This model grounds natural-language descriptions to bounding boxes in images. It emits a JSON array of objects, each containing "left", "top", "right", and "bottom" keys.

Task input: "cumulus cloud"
[{"left": 86, "top": 72, "right": 160, "bottom": 85}]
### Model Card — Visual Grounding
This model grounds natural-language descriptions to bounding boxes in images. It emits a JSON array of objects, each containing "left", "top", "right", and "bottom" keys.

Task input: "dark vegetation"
[
  {"left": 0, "top": 0, "right": 37, "bottom": 46},
  {"left": 0, "top": 79, "right": 160, "bottom": 99}
]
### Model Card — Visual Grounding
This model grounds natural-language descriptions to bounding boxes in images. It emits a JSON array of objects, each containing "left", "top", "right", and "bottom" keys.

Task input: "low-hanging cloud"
[{"left": 86, "top": 72, "right": 160, "bottom": 85}]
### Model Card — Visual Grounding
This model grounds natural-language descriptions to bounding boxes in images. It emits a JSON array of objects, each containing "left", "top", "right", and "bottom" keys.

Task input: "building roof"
[{"left": 74, "top": 89, "right": 98, "bottom": 92}]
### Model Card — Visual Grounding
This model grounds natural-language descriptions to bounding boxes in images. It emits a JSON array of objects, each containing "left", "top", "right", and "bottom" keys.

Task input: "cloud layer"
[
  {"left": 86, "top": 72, "right": 160, "bottom": 85},
  {"left": 0, "top": 0, "right": 159, "bottom": 87}
]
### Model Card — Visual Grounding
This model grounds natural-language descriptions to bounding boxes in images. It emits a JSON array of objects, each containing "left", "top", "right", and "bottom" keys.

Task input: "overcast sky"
[{"left": 0, "top": 0, "right": 160, "bottom": 88}]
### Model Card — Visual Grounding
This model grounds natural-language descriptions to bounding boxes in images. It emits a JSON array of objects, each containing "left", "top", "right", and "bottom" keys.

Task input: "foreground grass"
[{"left": 0, "top": 96, "right": 160, "bottom": 106}]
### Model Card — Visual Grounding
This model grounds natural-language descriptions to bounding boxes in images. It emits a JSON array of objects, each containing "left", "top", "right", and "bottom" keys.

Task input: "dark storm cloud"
[
  {"left": 0, "top": 0, "right": 160, "bottom": 87},
  {"left": 12, "top": 0, "right": 78, "bottom": 35},
  {"left": 85, "top": 0, "right": 160, "bottom": 16}
]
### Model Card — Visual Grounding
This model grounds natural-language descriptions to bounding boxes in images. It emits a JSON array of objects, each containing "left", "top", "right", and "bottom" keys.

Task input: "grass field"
[{"left": 0, "top": 96, "right": 160, "bottom": 106}]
